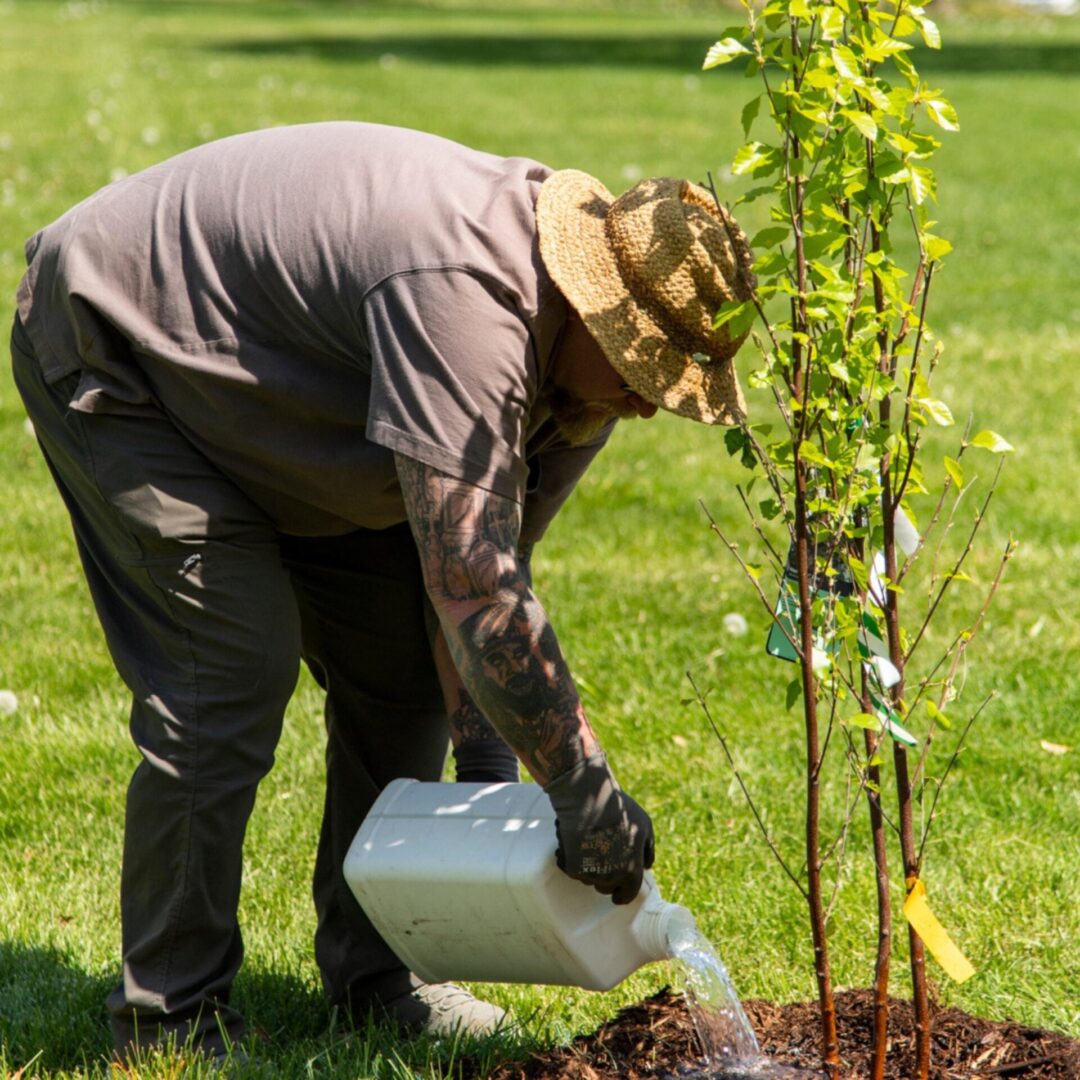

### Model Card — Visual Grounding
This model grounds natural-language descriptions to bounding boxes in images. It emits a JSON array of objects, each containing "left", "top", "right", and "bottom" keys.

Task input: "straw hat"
[{"left": 536, "top": 170, "right": 756, "bottom": 425}]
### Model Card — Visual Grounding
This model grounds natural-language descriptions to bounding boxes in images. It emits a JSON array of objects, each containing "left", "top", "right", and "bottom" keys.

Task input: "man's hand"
[{"left": 544, "top": 753, "right": 655, "bottom": 905}]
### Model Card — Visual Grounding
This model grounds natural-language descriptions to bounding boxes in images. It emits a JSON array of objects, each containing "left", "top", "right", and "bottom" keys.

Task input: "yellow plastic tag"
[{"left": 903, "top": 877, "right": 975, "bottom": 984}]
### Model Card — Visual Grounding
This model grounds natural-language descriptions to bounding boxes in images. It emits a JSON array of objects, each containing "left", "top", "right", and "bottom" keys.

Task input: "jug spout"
[{"left": 631, "top": 891, "right": 697, "bottom": 961}]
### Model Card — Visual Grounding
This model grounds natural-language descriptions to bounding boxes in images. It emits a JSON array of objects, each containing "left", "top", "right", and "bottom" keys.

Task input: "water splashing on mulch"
[
  {"left": 479, "top": 988, "right": 1080, "bottom": 1080},
  {"left": 668, "top": 926, "right": 760, "bottom": 1066}
]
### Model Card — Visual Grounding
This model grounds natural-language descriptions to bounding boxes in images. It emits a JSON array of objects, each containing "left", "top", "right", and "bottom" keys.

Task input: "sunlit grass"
[{"left": 1, "top": 1, "right": 1078, "bottom": 1075}]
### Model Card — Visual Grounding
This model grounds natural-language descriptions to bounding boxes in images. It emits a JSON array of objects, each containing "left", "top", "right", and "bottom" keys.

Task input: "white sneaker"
[{"left": 381, "top": 982, "right": 508, "bottom": 1036}]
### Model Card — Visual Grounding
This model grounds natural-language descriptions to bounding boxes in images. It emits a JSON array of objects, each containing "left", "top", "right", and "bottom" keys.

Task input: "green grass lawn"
[{"left": 1, "top": 1, "right": 1078, "bottom": 1076}]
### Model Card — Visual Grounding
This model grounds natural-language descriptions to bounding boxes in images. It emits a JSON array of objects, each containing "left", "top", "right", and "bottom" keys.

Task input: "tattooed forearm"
[
  {"left": 449, "top": 689, "right": 504, "bottom": 745},
  {"left": 455, "top": 592, "right": 591, "bottom": 781},
  {"left": 396, "top": 453, "right": 599, "bottom": 786},
  {"left": 517, "top": 542, "right": 534, "bottom": 589},
  {"left": 398, "top": 455, "right": 520, "bottom": 602}
]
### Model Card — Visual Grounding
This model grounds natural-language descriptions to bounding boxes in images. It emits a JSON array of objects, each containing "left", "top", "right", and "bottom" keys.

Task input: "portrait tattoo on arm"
[
  {"left": 449, "top": 688, "right": 504, "bottom": 746},
  {"left": 396, "top": 453, "right": 598, "bottom": 786}
]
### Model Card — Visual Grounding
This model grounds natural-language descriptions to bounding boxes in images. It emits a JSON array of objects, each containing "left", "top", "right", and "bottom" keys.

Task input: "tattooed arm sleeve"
[
  {"left": 396, "top": 452, "right": 600, "bottom": 787},
  {"left": 432, "top": 627, "right": 519, "bottom": 782}
]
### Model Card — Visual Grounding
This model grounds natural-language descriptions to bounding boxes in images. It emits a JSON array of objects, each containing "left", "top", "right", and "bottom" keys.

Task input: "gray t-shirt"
[{"left": 16, "top": 122, "right": 610, "bottom": 539}]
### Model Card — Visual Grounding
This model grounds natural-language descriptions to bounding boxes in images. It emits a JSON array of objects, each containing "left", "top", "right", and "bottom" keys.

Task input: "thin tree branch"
[
  {"left": 916, "top": 692, "right": 996, "bottom": 865},
  {"left": 688, "top": 671, "right": 808, "bottom": 898},
  {"left": 911, "top": 539, "right": 1016, "bottom": 788},
  {"left": 736, "top": 484, "right": 787, "bottom": 568},
  {"left": 904, "top": 459, "right": 1006, "bottom": 663}
]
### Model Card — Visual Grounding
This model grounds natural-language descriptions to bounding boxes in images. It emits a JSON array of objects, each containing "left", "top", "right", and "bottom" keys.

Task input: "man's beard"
[{"left": 543, "top": 385, "right": 641, "bottom": 446}]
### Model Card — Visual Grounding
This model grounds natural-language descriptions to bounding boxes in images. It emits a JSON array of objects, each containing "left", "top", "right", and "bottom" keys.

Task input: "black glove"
[{"left": 543, "top": 752, "right": 655, "bottom": 905}]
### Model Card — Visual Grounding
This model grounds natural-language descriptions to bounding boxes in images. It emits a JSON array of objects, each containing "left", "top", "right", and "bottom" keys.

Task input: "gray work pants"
[{"left": 11, "top": 320, "right": 448, "bottom": 1057}]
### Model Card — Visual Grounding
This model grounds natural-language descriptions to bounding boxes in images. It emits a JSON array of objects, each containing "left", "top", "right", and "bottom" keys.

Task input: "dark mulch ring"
[{"left": 479, "top": 988, "right": 1080, "bottom": 1080}]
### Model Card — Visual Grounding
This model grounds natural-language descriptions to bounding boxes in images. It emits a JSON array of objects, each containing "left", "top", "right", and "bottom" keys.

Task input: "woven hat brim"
[{"left": 537, "top": 169, "right": 746, "bottom": 426}]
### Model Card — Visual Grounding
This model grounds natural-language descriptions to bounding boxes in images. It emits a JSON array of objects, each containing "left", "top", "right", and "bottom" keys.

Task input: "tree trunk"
[
  {"left": 880, "top": 436, "right": 932, "bottom": 1080},
  {"left": 794, "top": 476, "right": 841, "bottom": 1079},
  {"left": 862, "top": 718, "right": 892, "bottom": 1080},
  {"left": 894, "top": 744, "right": 932, "bottom": 1079}
]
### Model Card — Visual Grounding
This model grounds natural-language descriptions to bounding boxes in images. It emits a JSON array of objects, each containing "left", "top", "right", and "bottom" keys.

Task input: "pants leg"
[
  {"left": 279, "top": 528, "right": 449, "bottom": 1009},
  {"left": 12, "top": 324, "right": 301, "bottom": 1056}
]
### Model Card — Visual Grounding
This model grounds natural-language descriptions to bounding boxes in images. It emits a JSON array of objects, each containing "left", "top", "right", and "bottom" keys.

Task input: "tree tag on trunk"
[{"left": 903, "top": 877, "right": 976, "bottom": 983}]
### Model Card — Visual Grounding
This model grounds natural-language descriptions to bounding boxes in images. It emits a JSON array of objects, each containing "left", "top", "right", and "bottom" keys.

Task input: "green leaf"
[
  {"left": 713, "top": 299, "right": 757, "bottom": 338},
  {"left": 853, "top": 80, "right": 891, "bottom": 112},
  {"left": 793, "top": 99, "right": 830, "bottom": 126},
  {"left": 866, "top": 33, "right": 913, "bottom": 61},
  {"left": 912, "top": 371, "right": 934, "bottom": 399},
  {"left": 885, "top": 130, "right": 919, "bottom": 154},
  {"left": 741, "top": 95, "right": 762, "bottom": 137},
  {"left": 704, "top": 37, "right": 752, "bottom": 69},
  {"left": 969, "top": 430, "right": 1015, "bottom": 453},
  {"left": 926, "top": 700, "right": 952, "bottom": 729},
  {"left": 910, "top": 165, "right": 936, "bottom": 205},
  {"left": 917, "top": 397, "right": 955, "bottom": 427},
  {"left": 804, "top": 68, "right": 838, "bottom": 92},
  {"left": 715, "top": 22, "right": 751, "bottom": 41},
  {"left": 849, "top": 712, "right": 879, "bottom": 731},
  {"left": 785, "top": 678, "right": 802, "bottom": 711},
  {"left": 798, "top": 441, "right": 831, "bottom": 468},
  {"left": 848, "top": 555, "right": 869, "bottom": 593},
  {"left": 753, "top": 249, "right": 789, "bottom": 275},
  {"left": 893, "top": 50, "right": 919, "bottom": 88},
  {"left": 732, "top": 142, "right": 772, "bottom": 176},
  {"left": 842, "top": 108, "right": 878, "bottom": 142},
  {"left": 789, "top": 0, "right": 812, "bottom": 17},
  {"left": 924, "top": 234, "right": 953, "bottom": 262},
  {"left": 915, "top": 10, "right": 942, "bottom": 49},
  {"left": 925, "top": 97, "right": 960, "bottom": 132},
  {"left": 944, "top": 455, "right": 964, "bottom": 488},
  {"left": 803, "top": 231, "right": 845, "bottom": 260},
  {"left": 820, "top": 6, "right": 845, "bottom": 41},
  {"left": 759, "top": 497, "right": 781, "bottom": 520},
  {"left": 724, "top": 427, "right": 748, "bottom": 457},
  {"left": 751, "top": 225, "right": 789, "bottom": 248},
  {"left": 892, "top": 12, "right": 918, "bottom": 37},
  {"left": 763, "top": 3, "right": 788, "bottom": 31},
  {"left": 831, "top": 43, "right": 862, "bottom": 83},
  {"left": 735, "top": 183, "right": 780, "bottom": 208},
  {"left": 819, "top": 203, "right": 849, "bottom": 225}
]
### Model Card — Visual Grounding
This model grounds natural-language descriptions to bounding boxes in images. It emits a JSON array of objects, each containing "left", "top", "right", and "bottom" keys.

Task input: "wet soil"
[{"left": 479, "top": 988, "right": 1080, "bottom": 1080}]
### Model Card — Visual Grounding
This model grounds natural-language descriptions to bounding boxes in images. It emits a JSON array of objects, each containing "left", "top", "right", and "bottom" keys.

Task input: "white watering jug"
[{"left": 344, "top": 778, "right": 696, "bottom": 991}]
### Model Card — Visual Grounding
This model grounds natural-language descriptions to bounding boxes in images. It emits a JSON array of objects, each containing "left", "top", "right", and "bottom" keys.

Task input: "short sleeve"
[{"left": 362, "top": 269, "right": 538, "bottom": 503}]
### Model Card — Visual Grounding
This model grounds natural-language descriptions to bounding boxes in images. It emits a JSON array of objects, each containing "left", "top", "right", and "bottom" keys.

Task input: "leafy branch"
[{"left": 697, "top": 3, "right": 1013, "bottom": 1077}]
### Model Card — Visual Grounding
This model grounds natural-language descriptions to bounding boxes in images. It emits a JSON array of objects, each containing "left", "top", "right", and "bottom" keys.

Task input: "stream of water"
[
  {"left": 670, "top": 925, "right": 761, "bottom": 1067},
  {"left": 669, "top": 926, "right": 818, "bottom": 1079}
]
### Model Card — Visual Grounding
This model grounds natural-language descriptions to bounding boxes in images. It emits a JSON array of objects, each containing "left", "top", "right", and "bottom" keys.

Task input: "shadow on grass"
[
  {"left": 0, "top": 941, "right": 113, "bottom": 1071},
  {"left": 210, "top": 32, "right": 714, "bottom": 71},
  {"left": 0, "top": 942, "right": 330, "bottom": 1072},
  {"left": 205, "top": 33, "right": 1080, "bottom": 76}
]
